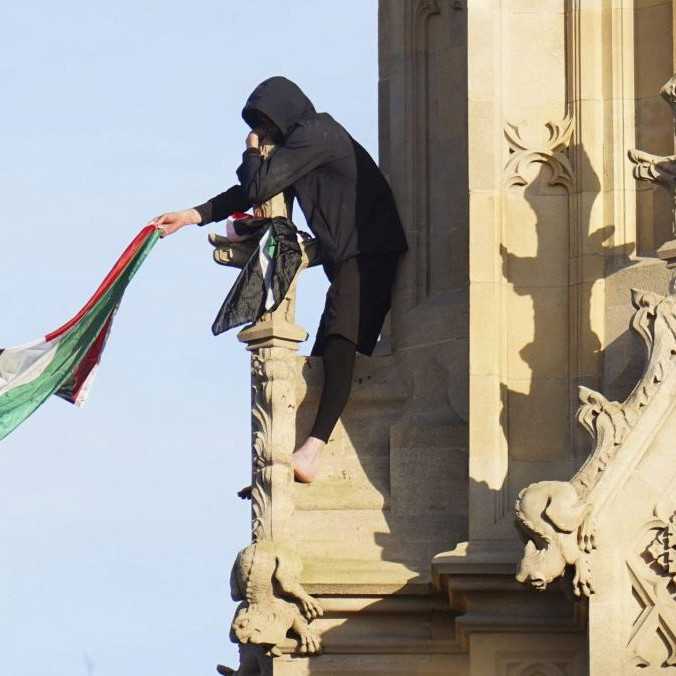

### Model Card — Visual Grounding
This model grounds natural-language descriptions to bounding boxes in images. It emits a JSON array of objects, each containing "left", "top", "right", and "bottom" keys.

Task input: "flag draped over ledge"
[
  {"left": 211, "top": 215, "right": 303, "bottom": 336},
  {"left": 0, "top": 225, "right": 159, "bottom": 441}
]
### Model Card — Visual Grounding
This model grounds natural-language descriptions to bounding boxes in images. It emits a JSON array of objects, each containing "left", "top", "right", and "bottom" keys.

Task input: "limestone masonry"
[{"left": 216, "top": 2, "right": 676, "bottom": 673}]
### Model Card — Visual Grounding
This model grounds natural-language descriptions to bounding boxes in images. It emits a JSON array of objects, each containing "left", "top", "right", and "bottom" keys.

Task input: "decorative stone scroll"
[
  {"left": 503, "top": 113, "right": 575, "bottom": 190},
  {"left": 516, "top": 289, "right": 676, "bottom": 597}
]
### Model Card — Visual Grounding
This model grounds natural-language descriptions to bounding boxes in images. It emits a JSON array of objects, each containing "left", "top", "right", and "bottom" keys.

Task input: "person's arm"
[
  {"left": 237, "top": 124, "right": 334, "bottom": 205},
  {"left": 193, "top": 184, "right": 251, "bottom": 226},
  {"left": 148, "top": 207, "right": 202, "bottom": 238},
  {"left": 150, "top": 123, "right": 330, "bottom": 238},
  {"left": 149, "top": 185, "right": 251, "bottom": 238}
]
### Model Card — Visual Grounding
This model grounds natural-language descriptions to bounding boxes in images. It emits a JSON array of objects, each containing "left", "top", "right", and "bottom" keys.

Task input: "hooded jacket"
[{"left": 194, "top": 76, "right": 407, "bottom": 278}]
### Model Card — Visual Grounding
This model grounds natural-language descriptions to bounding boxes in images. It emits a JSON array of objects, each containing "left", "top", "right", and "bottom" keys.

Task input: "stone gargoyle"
[
  {"left": 515, "top": 479, "right": 596, "bottom": 597},
  {"left": 229, "top": 539, "right": 323, "bottom": 660},
  {"left": 515, "top": 289, "right": 676, "bottom": 597}
]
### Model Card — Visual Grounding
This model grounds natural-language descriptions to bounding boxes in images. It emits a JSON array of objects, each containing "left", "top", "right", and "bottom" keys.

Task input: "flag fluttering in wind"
[{"left": 0, "top": 225, "right": 159, "bottom": 441}]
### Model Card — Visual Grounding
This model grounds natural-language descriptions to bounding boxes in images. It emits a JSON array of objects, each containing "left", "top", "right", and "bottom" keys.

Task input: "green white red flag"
[{"left": 0, "top": 225, "right": 159, "bottom": 441}]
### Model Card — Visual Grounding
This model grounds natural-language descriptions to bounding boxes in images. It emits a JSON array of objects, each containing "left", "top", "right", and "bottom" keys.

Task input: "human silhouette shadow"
[{"left": 499, "top": 144, "right": 635, "bottom": 475}]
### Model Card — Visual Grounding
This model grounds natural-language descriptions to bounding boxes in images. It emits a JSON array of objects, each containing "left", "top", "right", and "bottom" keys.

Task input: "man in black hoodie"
[{"left": 151, "top": 76, "right": 407, "bottom": 483}]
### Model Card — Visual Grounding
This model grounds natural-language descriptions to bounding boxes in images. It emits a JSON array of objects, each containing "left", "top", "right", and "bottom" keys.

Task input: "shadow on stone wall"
[
  {"left": 277, "top": 144, "right": 668, "bottom": 672},
  {"left": 295, "top": 348, "right": 468, "bottom": 581},
  {"left": 499, "top": 145, "right": 634, "bottom": 465}
]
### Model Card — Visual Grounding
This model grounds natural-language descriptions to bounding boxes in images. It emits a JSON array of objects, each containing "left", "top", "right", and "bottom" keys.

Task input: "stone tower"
[{"left": 217, "top": 1, "right": 676, "bottom": 674}]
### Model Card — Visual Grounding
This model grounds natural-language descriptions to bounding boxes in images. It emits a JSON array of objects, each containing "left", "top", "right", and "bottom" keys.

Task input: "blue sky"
[{"left": 0, "top": 2, "right": 378, "bottom": 673}]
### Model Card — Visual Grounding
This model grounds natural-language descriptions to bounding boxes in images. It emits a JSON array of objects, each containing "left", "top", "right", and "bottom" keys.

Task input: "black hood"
[{"left": 242, "top": 76, "right": 316, "bottom": 139}]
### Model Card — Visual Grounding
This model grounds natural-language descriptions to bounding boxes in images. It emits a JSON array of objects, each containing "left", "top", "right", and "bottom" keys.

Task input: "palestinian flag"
[
  {"left": 211, "top": 215, "right": 302, "bottom": 335},
  {"left": 0, "top": 225, "right": 159, "bottom": 441}
]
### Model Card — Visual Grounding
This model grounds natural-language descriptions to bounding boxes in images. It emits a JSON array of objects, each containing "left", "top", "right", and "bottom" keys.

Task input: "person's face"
[{"left": 253, "top": 113, "right": 282, "bottom": 143}]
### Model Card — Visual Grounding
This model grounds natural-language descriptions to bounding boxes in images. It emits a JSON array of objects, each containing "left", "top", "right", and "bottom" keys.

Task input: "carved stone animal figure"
[
  {"left": 515, "top": 480, "right": 596, "bottom": 597},
  {"left": 515, "top": 289, "right": 676, "bottom": 596},
  {"left": 230, "top": 540, "right": 323, "bottom": 661}
]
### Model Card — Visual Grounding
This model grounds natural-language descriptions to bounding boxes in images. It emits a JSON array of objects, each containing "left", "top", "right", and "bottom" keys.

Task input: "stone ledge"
[
  {"left": 432, "top": 540, "right": 586, "bottom": 650},
  {"left": 276, "top": 593, "right": 463, "bottom": 657},
  {"left": 269, "top": 653, "right": 469, "bottom": 674},
  {"left": 301, "top": 557, "right": 428, "bottom": 595},
  {"left": 432, "top": 539, "right": 522, "bottom": 577}
]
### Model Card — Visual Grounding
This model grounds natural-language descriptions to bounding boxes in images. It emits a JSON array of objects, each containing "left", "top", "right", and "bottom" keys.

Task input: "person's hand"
[
  {"left": 246, "top": 131, "right": 259, "bottom": 150},
  {"left": 147, "top": 208, "right": 201, "bottom": 238}
]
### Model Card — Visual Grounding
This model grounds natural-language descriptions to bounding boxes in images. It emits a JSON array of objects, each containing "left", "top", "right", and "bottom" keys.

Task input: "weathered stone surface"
[
  {"left": 430, "top": 1, "right": 674, "bottom": 674},
  {"left": 218, "top": 2, "right": 676, "bottom": 673},
  {"left": 514, "top": 288, "right": 676, "bottom": 672}
]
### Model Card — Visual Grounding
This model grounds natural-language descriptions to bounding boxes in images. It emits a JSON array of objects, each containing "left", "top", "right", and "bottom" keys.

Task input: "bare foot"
[{"left": 292, "top": 437, "right": 325, "bottom": 483}]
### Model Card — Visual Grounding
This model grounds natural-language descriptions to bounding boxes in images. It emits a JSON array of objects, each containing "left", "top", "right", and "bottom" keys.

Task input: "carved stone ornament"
[
  {"left": 627, "top": 148, "right": 676, "bottom": 192},
  {"left": 516, "top": 290, "right": 676, "bottom": 597},
  {"left": 645, "top": 512, "right": 676, "bottom": 584},
  {"left": 626, "top": 502, "right": 676, "bottom": 668},
  {"left": 503, "top": 113, "right": 575, "bottom": 190},
  {"left": 230, "top": 540, "right": 323, "bottom": 659},
  {"left": 629, "top": 73, "right": 676, "bottom": 190},
  {"left": 515, "top": 481, "right": 595, "bottom": 598},
  {"left": 629, "top": 74, "right": 676, "bottom": 240},
  {"left": 250, "top": 353, "right": 271, "bottom": 542}
]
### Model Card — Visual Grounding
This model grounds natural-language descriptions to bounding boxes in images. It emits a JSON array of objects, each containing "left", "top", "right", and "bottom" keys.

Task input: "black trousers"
[
  {"left": 310, "top": 335, "right": 356, "bottom": 442},
  {"left": 308, "top": 253, "right": 400, "bottom": 442},
  {"left": 311, "top": 253, "right": 400, "bottom": 357}
]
